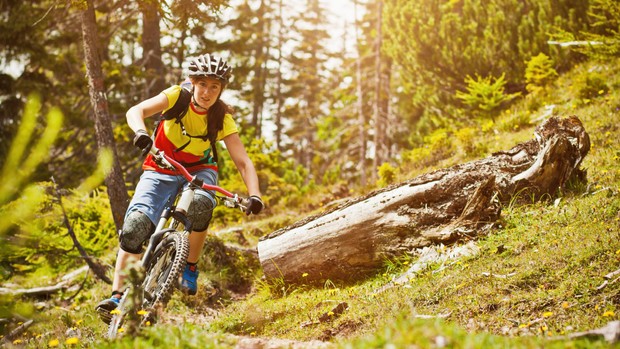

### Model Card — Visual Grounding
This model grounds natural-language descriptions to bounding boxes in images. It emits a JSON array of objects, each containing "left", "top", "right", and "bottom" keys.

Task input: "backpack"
[{"left": 153, "top": 86, "right": 220, "bottom": 165}]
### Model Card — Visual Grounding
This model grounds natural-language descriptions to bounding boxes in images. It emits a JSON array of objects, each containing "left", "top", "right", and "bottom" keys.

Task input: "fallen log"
[
  {"left": 257, "top": 116, "right": 590, "bottom": 283},
  {"left": 0, "top": 265, "right": 89, "bottom": 297}
]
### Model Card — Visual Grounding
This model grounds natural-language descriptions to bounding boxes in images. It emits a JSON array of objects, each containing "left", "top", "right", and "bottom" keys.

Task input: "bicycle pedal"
[{"left": 96, "top": 308, "right": 113, "bottom": 325}]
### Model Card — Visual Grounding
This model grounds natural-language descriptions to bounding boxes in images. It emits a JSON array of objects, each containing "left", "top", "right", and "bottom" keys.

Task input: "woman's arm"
[
  {"left": 223, "top": 133, "right": 261, "bottom": 197},
  {"left": 126, "top": 93, "right": 169, "bottom": 133}
]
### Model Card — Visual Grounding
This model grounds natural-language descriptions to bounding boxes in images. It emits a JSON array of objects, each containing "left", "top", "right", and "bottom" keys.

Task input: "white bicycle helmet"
[{"left": 187, "top": 54, "right": 232, "bottom": 84}]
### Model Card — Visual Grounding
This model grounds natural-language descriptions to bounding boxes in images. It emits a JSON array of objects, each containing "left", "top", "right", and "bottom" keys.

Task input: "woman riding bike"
[{"left": 96, "top": 53, "right": 263, "bottom": 323}]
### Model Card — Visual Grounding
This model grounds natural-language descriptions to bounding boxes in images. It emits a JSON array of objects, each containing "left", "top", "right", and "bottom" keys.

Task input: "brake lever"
[
  {"left": 151, "top": 149, "right": 175, "bottom": 171},
  {"left": 221, "top": 194, "right": 249, "bottom": 212}
]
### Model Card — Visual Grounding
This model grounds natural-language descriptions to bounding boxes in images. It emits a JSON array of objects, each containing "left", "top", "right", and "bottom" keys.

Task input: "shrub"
[
  {"left": 402, "top": 128, "right": 454, "bottom": 169},
  {"left": 376, "top": 162, "right": 397, "bottom": 187},
  {"left": 456, "top": 73, "right": 521, "bottom": 121},
  {"left": 575, "top": 72, "right": 609, "bottom": 100},
  {"left": 454, "top": 127, "right": 488, "bottom": 157},
  {"left": 525, "top": 53, "right": 558, "bottom": 93}
]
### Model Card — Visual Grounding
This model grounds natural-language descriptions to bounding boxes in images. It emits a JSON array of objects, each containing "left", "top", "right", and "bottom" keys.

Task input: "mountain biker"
[{"left": 96, "top": 53, "right": 264, "bottom": 323}]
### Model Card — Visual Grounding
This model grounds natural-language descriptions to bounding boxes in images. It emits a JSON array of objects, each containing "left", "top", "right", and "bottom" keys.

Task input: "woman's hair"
[{"left": 207, "top": 97, "right": 234, "bottom": 143}]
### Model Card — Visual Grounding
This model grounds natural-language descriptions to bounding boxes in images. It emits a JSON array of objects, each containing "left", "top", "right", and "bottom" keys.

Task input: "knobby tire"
[{"left": 106, "top": 230, "right": 189, "bottom": 339}]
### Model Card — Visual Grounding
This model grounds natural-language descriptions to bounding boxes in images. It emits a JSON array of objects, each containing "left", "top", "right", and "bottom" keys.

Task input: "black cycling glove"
[
  {"left": 246, "top": 195, "right": 264, "bottom": 216},
  {"left": 133, "top": 129, "right": 153, "bottom": 156}
]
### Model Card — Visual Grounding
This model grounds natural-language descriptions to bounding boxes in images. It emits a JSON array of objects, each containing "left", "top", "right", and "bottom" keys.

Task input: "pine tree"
[
  {"left": 285, "top": 0, "right": 332, "bottom": 180},
  {"left": 226, "top": 0, "right": 278, "bottom": 139},
  {"left": 382, "top": 0, "right": 589, "bottom": 136}
]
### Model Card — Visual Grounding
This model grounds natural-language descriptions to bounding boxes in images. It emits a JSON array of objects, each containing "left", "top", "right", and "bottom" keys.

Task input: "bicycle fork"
[{"left": 141, "top": 185, "right": 197, "bottom": 266}]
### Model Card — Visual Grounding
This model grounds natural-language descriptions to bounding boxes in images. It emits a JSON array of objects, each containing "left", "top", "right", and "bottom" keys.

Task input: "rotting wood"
[
  {"left": 604, "top": 268, "right": 620, "bottom": 280},
  {"left": 2, "top": 319, "right": 34, "bottom": 343},
  {"left": 0, "top": 265, "right": 89, "bottom": 297},
  {"left": 257, "top": 116, "right": 590, "bottom": 283},
  {"left": 549, "top": 321, "right": 620, "bottom": 344}
]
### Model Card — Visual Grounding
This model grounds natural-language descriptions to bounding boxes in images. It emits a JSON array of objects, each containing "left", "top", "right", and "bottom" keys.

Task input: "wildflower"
[
  {"left": 519, "top": 324, "right": 528, "bottom": 328},
  {"left": 118, "top": 328, "right": 125, "bottom": 333},
  {"left": 48, "top": 339, "right": 60, "bottom": 347},
  {"left": 328, "top": 311, "right": 335, "bottom": 317},
  {"left": 603, "top": 311, "right": 615, "bottom": 317},
  {"left": 137, "top": 310, "right": 148, "bottom": 316},
  {"left": 145, "top": 321, "right": 151, "bottom": 326},
  {"left": 65, "top": 337, "right": 79, "bottom": 345},
  {"left": 562, "top": 302, "right": 569, "bottom": 309},
  {"left": 302, "top": 273, "right": 308, "bottom": 277},
  {"left": 598, "top": 90, "right": 605, "bottom": 95},
  {"left": 543, "top": 312, "right": 553, "bottom": 318},
  {"left": 110, "top": 309, "right": 120, "bottom": 315},
  {"left": 13, "top": 339, "right": 23, "bottom": 344}
]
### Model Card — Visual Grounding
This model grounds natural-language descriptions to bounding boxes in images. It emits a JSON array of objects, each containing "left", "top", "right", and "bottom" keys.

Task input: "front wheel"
[
  {"left": 106, "top": 230, "right": 189, "bottom": 338},
  {"left": 106, "top": 288, "right": 132, "bottom": 339},
  {"left": 141, "top": 229, "right": 189, "bottom": 324}
]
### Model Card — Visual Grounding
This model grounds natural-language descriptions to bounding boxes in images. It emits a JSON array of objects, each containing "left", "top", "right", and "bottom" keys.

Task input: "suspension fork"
[{"left": 141, "top": 185, "right": 197, "bottom": 266}]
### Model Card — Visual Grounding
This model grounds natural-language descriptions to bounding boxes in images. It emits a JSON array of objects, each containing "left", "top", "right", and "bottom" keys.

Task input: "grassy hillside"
[{"left": 3, "top": 58, "right": 619, "bottom": 349}]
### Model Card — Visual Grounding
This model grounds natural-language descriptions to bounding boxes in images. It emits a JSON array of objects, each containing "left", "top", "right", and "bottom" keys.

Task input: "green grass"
[{"left": 3, "top": 58, "right": 620, "bottom": 348}]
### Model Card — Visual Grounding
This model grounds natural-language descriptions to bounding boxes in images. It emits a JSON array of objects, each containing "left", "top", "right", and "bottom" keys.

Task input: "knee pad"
[
  {"left": 187, "top": 194, "right": 214, "bottom": 232},
  {"left": 119, "top": 211, "right": 155, "bottom": 254}
]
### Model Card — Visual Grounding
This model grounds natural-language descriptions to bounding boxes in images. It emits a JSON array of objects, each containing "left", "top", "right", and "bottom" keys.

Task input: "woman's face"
[{"left": 192, "top": 77, "right": 222, "bottom": 110}]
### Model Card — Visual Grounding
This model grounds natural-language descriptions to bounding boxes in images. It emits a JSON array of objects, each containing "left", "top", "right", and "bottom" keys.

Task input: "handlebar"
[{"left": 149, "top": 146, "right": 249, "bottom": 211}]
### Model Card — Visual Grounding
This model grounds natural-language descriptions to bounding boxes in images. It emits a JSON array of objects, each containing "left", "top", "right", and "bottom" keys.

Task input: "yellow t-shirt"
[{"left": 143, "top": 85, "right": 238, "bottom": 173}]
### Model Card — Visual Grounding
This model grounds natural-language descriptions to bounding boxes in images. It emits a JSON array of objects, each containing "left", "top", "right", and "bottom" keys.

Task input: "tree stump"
[{"left": 257, "top": 116, "right": 590, "bottom": 283}]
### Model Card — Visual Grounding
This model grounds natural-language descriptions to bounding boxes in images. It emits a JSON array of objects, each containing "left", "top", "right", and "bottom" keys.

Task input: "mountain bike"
[{"left": 106, "top": 146, "right": 248, "bottom": 339}]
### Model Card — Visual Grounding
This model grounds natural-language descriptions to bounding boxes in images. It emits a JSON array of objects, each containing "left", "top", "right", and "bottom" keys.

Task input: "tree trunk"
[
  {"left": 355, "top": 0, "right": 367, "bottom": 187},
  {"left": 257, "top": 116, "right": 590, "bottom": 283},
  {"left": 274, "top": 0, "right": 283, "bottom": 151},
  {"left": 371, "top": 0, "right": 384, "bottom": 180},
  {"left": 140, "top": 0, "right": 166, "bottom": 98},
  {"left": 80, "top": 0, "right": 129, "bottom": 231}
]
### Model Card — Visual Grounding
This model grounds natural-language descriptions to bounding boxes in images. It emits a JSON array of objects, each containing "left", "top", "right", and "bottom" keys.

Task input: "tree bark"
[
  {"left": 354, "top": 0, "right": 367, "bottom": 187},
  {"left": 80, "top": 0, "right": 129, "bottom": 231},
  {"left": 257, "top": 116, "right": 590, "bottom": 283},
  {"left": 372, "top": 0, "right": 384, "bottom": 180},
  {"left": 274, "top": 0, "right": 284, "bottom": 151},
  {"left": 140, "top": 0, "right": 166, "bottom": 98}
]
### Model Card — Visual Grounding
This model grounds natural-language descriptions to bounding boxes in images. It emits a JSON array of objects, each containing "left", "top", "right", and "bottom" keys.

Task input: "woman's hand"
[{"left": 246, "top": 195, "right": 264, "bottom": 215}]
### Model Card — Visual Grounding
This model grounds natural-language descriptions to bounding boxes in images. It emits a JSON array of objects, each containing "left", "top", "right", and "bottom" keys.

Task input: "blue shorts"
[{"left": 125, "top": 169, "right": 218, "bottom": 225}]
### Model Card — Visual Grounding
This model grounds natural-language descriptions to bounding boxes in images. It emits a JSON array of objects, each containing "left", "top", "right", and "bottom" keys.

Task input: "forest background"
[{"left": 1, "top": 0, "right": 619, "bottom": 348}]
